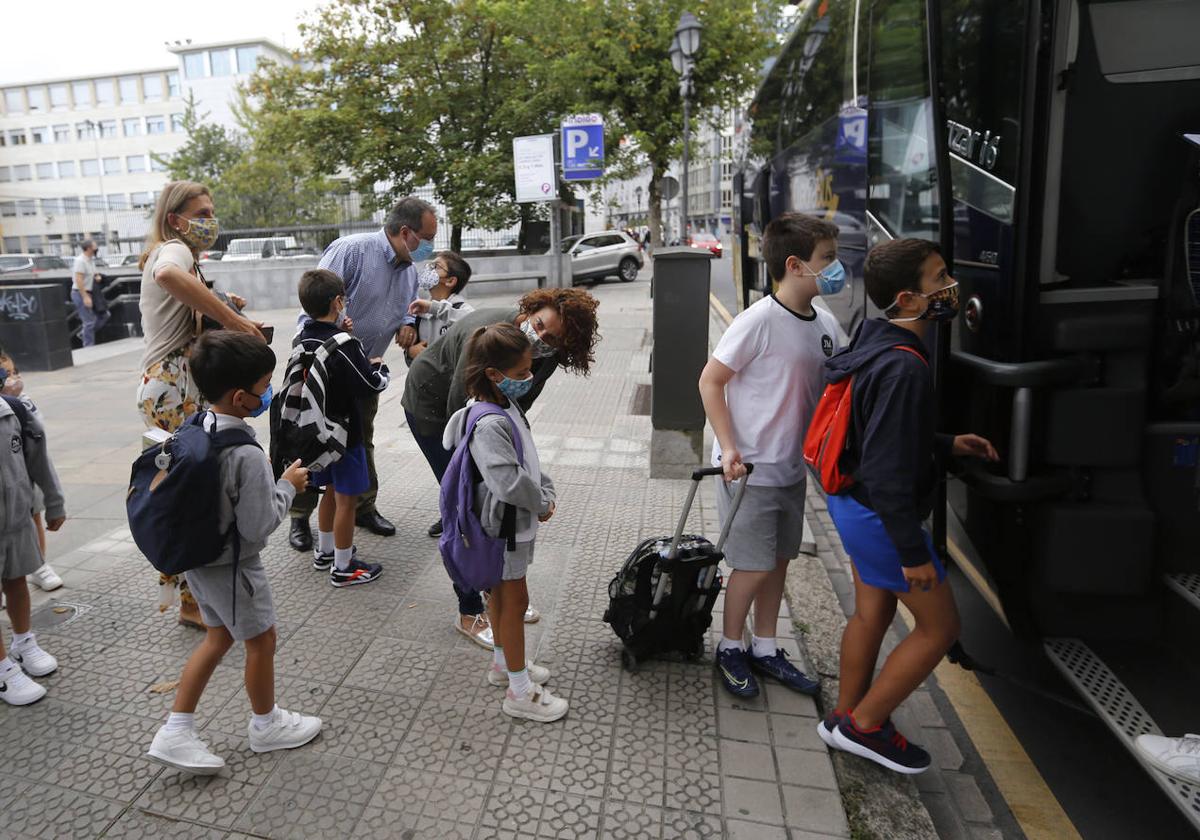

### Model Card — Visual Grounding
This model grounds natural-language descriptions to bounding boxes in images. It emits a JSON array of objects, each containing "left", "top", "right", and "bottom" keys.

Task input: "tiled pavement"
[{"left": 0, "top": 278, "right": 850, "bottom": 839}]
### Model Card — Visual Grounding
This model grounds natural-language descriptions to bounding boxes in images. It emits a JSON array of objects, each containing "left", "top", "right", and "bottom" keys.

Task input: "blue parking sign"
[{"left": 561, "top": 114, "right": 605, "bottom": 181}]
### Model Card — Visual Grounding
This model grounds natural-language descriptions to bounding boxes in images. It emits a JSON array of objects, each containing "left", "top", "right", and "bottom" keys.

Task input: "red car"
[{"left": 688, "top": 232, "right": 722, "bottom": 258}]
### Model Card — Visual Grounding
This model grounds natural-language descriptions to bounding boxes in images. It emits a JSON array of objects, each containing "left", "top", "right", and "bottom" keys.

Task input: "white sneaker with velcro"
[
  {"left": 1136, "top": 733, "right": 1200, "bottom": 785},
  {"left": 502, "top": 685, "right": 569, "bottom": 723},
  {"left": 146, "top": 727, "right": 225, "bottom": 774}
]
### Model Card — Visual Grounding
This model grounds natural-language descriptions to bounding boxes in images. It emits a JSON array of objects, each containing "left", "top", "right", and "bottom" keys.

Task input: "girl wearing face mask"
[
  {"left": 135, "top": 180, "right": 265, "bottom": 627},
  {"left": 442, "top": 323, "right": 567, "bottom": 723}
]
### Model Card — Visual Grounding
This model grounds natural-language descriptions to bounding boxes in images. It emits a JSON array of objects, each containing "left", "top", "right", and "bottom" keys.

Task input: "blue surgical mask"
[
  {"left": 248, "top": 383, "right": 273, "bottom": 418},
  {"left": 803, "top": 258, "right": 846, "bottom": 296},
  {"left": 408, "top": 233, "right": 435, "bottom": 264},
  {"left": 496, "top": 374, "right": 535, "bottom": 401}
]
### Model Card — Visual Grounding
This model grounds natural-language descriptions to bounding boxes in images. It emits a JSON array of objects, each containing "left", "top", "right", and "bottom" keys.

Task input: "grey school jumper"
[{"left": 0, "top": 395, "right": 65, "bottom": 579}]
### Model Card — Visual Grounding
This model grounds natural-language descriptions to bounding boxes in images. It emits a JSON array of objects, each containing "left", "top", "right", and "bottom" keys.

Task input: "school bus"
[{"left": 733, "top": 0, "right": 1200, "bottom": 826}]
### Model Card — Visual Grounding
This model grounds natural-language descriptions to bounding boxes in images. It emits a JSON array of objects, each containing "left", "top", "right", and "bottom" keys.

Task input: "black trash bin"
[{"left": 0, "top": 283, "right": 74, "bottom": 370}]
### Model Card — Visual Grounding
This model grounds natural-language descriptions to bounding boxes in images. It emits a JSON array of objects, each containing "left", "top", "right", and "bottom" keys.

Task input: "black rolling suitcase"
[{"left": 604, "top": 464, "right": 753, "bottom": 671}]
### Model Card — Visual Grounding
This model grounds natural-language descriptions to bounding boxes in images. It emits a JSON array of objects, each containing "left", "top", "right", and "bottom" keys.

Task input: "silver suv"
[{"left": 562, "top": 231, "right": 644, "bottom": 284}]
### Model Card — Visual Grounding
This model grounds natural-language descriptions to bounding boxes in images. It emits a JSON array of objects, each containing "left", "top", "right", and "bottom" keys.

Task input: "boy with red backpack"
[{"left": 811, "top": 237, "right": 997, "bottom": 774}]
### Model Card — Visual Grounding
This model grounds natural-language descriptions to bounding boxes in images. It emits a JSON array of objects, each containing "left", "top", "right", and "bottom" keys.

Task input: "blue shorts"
[
  {"left": 310, "top": 443, "right": 370, "bottom": 496},
  {"left": 827, "top": 493, "right": 945, "bottom": 593}
]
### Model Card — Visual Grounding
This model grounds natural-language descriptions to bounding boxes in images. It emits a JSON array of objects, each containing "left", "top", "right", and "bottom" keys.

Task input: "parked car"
[
  {"left": 688, "top": 231, "right": 723, "bottom": 258},
  {"left": 116, "top": 254, "right": 142, "bottom": 266},
  {"left": 223, "top": 237, "right": 298, "bottom": 261},
  {"left": 561, "top": 231, "right": 644, "bottom": 284},
  {"left": 0, "top": 253, "right": 71, "bottom": 273}
]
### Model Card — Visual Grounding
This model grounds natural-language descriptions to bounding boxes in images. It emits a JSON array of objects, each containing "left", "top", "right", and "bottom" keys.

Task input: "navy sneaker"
[
  {"left": 749, "top": 650, "right": 820, "bottom": 696},
  {"left": 313, "top": 544, "right": 357, "bottom": 571},
  {"left": 716, "top": 647, "right": 760, "bottom": 699},
  {"left": 832, "top": 715, "right": 931, "bottom": 774},
  {"left": 816, "top": 710, "right": 846, "bottom": 749},
  {"left": 329, "top": 558, "right": 382, "bottom": 588}
]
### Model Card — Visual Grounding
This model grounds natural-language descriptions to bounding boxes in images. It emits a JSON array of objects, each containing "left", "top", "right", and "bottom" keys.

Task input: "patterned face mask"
[
  {"left": 888, "top": 281, "right": 959, "bottom": 322},
  {"left": 177, "top": 216, "right": 219, "bottom": 251}
]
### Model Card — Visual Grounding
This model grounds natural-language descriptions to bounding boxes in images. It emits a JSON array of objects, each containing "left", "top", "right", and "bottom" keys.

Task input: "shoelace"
[{"left": 1177, "top": 735, "right": 1200, "bottom": 756}]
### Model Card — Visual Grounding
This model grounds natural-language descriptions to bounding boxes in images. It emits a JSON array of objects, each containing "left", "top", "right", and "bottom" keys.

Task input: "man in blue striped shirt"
[{"left": 289, "top": 196, "right": 438, "bottom": 550}]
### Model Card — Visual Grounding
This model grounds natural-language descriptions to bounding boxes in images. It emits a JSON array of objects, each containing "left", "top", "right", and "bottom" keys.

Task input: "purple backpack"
[{"left": 439, "top": 402, "right": 526, "bottom": 593}]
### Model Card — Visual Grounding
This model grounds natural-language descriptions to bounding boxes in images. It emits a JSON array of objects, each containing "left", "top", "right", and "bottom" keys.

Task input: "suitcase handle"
[{"left": 667, "top": 463, "right": 755, "bottom": 559}]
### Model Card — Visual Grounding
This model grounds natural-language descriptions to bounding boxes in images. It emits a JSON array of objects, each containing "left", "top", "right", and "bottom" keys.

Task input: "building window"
[
  {"left": 81, "top": 159, "right": 99, "bottom": 177},
  {"left": 52, "top": 124, "right": 70, "bottom": 143},
  {"left": 167, "top": 71, "right": 180, "bottom": 97},
  {"left": 0, "top": 203, "right": 16, "bottom": 218},
  {"left": 26, "top": 87, "right": 45, "bottom": 112},
  {"left": 18, "top": 200, "right": 37, "bottom": 217},
  {"left": 209, "top": 49, "right": 233, "bottom": 77},
  {"left": 95, "top": 79, "right": 115, "bottom": 105},
  {"left": 36, "top": 162, "right": 55, "bottom": 180},
  {"left": 41, "top": 198, "right": 62, "bottom": 215},
  {"left": 2, "top": 236, "right": 19, "bottom": 252},
  {"left": 143, "top": 74, "right": 163, "bottom": 101},
  {"left": 3, "top": 89, "right": 23, "bottom": 114},
  {"left": 236, "top": 46, "right": 260, "bottom": 74},
  {"left": 63, "top": 196, "right": 81, "bottom": 213},
  {"left": 0, "top": 167, "right": 8, "bottom": 182},
  {"left": 85, "top": 195, "right": 105, "bottom": 211},
  {"left": 119, "top": 76, "right": 138, "bottom": 103},
  {"left": 72, "top": 80, "right": 92, "bottom": 107},
  {"left": 98, "top": 119, "right": 118, "bottom": 138},
  {"left": 721, "top": 189, "right": 733, "bottom": 209},
  {"left": 107, "top": 194, "right": 127, "bottom": 210},
  {"left": 131, "top": 191, "right": 154, "bottom": 209},
  {"left": 30, "top": 126, "right": 48, "bottom": 144},
  {"left": 170, "top": 113, "right": 184, "bottom": 132},
  {"left": 58, "top": 160, "right": 76, "bottom": 178},
  {"left": 126, "top": 154, "right": 146, "bottom": 173},
  {"left": 146, "top": 115, "right": 166, "bottom": 135},
  {"left": 150, "top": 156, "right": 167, "bottom": 172},
  {"left": 103, "top": 157, "right": 121, "bottom": 175},
  {"left": 8, "top": 129, "right": 27, "bottom": 146},
  {"left": 13, "top": 165, "right": 31, "bottom": 181},
  {"left": 49, "top": 84, "right": 68, "bottom": 110},
  {"left": 76, "top": 122, "right": 94, "bottom": 140},
  {"left": 123, "top": 117, "right": 142, "bottom": 137},
  {"left": 183, "top": 52, "right": 206, "bottom": 79}
]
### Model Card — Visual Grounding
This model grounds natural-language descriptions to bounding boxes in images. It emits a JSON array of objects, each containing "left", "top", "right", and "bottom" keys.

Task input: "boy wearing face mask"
[
  {"left": 818, "top": 237, "right": 998, "bottom": 775},
  {"left": 295, "top": 269, "right": 390, "bottom": 586},
  {"left": 405, "top": 250, "right": 476, "bottom": 364},
  {"left": 699, "top": 212, "right": 842, "bottom": 701}
]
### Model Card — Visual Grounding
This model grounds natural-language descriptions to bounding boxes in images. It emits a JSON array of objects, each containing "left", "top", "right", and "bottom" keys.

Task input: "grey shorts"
[
  {"left": 185, "top": 557, "right": 276, "bottom": 641},
  {"left": 0, "top": 521, "right": 43, "bottom": 580},
  {"left": 502, "top": 540, "right": 535, "bottom": 581},
  {"left": 714, "top": 477, "right": 807, "bottom": 572}
]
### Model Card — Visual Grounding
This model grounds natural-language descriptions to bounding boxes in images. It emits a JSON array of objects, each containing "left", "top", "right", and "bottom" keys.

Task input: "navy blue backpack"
[
  {"left": 439, "top": 403, "right": 526, "bottom": 593},
  {"left": 127, "top": 411, "right": 259, "bottom": 577}
]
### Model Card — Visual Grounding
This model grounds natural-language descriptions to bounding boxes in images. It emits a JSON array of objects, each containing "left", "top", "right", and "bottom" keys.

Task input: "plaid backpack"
[{"left": 270, "top": 332, "right": 354, "bottom": 475}]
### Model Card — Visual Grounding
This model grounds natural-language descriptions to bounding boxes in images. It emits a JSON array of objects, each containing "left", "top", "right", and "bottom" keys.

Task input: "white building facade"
[{"left": 0, "top": 39, "right": 290, "bottom": 257}]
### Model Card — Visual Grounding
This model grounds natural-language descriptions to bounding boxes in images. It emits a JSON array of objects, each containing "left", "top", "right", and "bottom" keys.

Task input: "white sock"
[
  {"left": 0, "top": 656, "right": 17, "bottom": 676},
  {"left": 11, "top": 631, "right": 33, "bottom": 648},
  {"left": 334, "top": 547, "right": 353, "bottom": 572},
  {"left": 717, "top": 636, "right": 745, "bottom": 653},
  {"left": 251, "top": 705, "right": 279, "bottom": 731},
  {"left": 163, "top": 711, "right": 194, "bottom": 733},
  {"left": 493, "top": 646, "right": 507, "bottom": 671},
  {"left": 751, "top": 634, "right": 777, "bottom": 658},
  {"left": 507, "top": 668, "right": 533, "bottom": 698},
  {"left": 318, "top": 530, "right": 335, "bottom": 554}
]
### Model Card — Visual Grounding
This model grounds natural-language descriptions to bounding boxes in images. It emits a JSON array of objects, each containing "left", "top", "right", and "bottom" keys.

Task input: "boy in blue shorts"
[
  {"left": 699, "top": 213, "right": 844, "bottom": 699},
  {"left": 297, "top": 269, "right": 390, "bottom": 587},
  {"left": 821, "top": 237, "right": 997, "bottom": 774}
]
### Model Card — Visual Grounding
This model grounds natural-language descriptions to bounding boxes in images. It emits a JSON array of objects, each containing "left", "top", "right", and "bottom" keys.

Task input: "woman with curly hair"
[{"left": 401, "top": 287, "right": 600, "bottom": 648}]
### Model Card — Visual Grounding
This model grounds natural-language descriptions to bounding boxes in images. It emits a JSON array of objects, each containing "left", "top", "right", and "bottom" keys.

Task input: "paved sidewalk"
[{"left": 0, "top": 277, "right": 849, "bottom": 839}]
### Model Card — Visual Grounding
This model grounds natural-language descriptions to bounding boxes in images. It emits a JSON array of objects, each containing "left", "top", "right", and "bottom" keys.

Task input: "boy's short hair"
[
  {"left": 190, "top": 331, "right": 276, "bottom": 403},
  {"left": 762, "top": 213, "right": 840, "bottom": 281},
  {"left": 863, "top": 238, "right": 941, "bottom": 310},
  {"left": 439, "top": 250, "right": 472, "bottom": 293},
  {"left": 298, "top": 268, "right": 346, "bottom": 318}
]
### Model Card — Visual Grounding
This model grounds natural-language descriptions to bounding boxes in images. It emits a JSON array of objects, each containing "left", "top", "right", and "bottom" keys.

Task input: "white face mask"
[{"left": 417, "top": 265, "right": 440, "bottom": 291}]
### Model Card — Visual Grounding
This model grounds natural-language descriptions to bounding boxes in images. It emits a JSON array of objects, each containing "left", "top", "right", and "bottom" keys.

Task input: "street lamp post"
[
  {"left": 635, "top": 185, "right": 643, "bottom": 226},
  {"left": 670, "top": 11, "right": 702, "bottom": 246},
  {"left": 83, "top": 119, "right": 112, "bottom": 249}
]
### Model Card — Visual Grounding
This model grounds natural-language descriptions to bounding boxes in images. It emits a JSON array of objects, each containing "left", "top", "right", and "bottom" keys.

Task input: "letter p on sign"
[{"left": 566, "top": 128, "right": 588, "bottom": 158}]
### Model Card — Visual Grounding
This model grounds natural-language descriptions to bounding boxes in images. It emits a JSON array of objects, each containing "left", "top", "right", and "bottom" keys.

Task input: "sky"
[{"left": 1, "top": 0, "right": 325, "bottom": 84}]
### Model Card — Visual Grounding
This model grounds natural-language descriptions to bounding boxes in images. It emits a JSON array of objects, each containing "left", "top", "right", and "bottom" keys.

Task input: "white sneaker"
[
  {"left": 502, "top": 685, "right": 568, "bottom": 723},
  {"left": 29, "top": 564, "right": 63, "bottom": 591},
  {"left": 1136, "top": 733, "right": 1200, "bottom": 785},
  {"left": 247, "top": 707, "right": 323, "bottom": 753},
  {"left": 454, "top": 614, "right": 495, "bottom": 650},
  {"left": 524, "top": 606, "right": 541, "bottom": 624},
  {"left": 146, "top": 726, "right": 225, "bottom": 774},
  {"left": 10, "top": 635, "right": 57, "bottom": 677},
  {"left": 487, "top": 662, "right": 551, "bottom": 687},
  {"left": 0, "top": 666, "right": 46, "bottom": 706}
]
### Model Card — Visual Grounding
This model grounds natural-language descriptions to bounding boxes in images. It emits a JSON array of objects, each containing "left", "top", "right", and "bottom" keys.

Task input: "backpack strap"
[
  {"left": 463, "top": 402, "right": 526, "bottom": 551},
  {"left": 1, "top": 395, "right": 36, "bottom": 441},
  {"left": 894, "top": 345, "right": 929, "bottom": 367}
]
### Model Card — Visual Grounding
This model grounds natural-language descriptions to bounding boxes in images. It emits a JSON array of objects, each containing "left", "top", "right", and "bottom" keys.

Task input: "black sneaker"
[
  {"left": 329, "top": 558, "right": 382, "bottom": 588},
  {"left": 312, "top": 544, "right": 357, "bottom": 571},
  {"left": 832, "top": 715, "right": 931, "bottom": 774},
  {"left": 716, "top": 647, "right": 760, "bottom": 699},
  {"left": 428, "top": 518, "right": 443, "bottom": 538},
  {"left": 749, "top": 650, "right": 820, "bottom": 696},
  {"left": 817, "top": 710, "right": 846, "bottom": 749}
]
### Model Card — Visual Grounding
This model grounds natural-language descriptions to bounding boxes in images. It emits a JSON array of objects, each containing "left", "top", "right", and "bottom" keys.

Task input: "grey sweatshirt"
[
  {"left": 0, "top": 395, "right": 65, "bottom": 533},
  {"left": 442, "top": 400, "right": 555, "bottom": 542},
  {"left": 407, "top": 292, "right": 475, "bottom": 367},
  {"left": 201, "top": 413, "right": 296, "bottom": 565}
]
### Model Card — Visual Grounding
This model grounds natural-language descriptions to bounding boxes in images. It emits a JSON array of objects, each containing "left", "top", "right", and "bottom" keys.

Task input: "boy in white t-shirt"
[{"left": 698, "top": 212, "right": 844, "bottom": 699}]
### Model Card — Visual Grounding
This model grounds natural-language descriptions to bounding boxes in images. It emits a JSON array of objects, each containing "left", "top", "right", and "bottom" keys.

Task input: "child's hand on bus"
[
  {"left": 281, "top": 459, "right": 309, "bottom": 492},
  {"left": 539, "top": 502, "right": 556, "bottom": 522},
  {"left": 952, "top": 434, "right": 999, "bottom": 461},
  {"left": 902, "top": 561, "right": 940, "bottom": 593}
]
